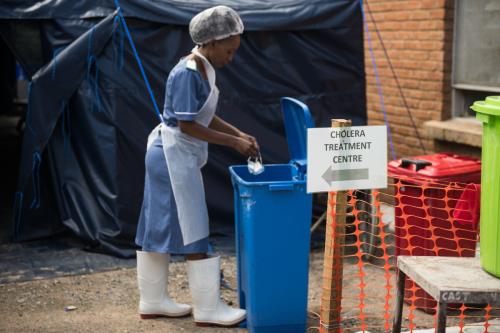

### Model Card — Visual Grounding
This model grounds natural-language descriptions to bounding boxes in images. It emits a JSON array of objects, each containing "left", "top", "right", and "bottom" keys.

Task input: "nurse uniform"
[{"left": 136, "top": 51, "right": 216, "bottom": 254}]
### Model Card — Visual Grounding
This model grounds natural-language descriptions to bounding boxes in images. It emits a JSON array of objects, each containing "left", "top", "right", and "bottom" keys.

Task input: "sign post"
[
  {"left": 320, "top": 119, "right": 350, "bottom": 333},
  {"left": 312, "top": 122, "right": 387, "bottom": 333}
]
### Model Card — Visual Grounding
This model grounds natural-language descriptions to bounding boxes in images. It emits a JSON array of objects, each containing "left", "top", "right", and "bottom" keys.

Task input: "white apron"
[{"left": 146, "top": 47, "right": 219, "bottom": 246}]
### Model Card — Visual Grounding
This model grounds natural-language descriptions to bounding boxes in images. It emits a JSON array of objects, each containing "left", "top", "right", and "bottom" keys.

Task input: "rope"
[
  {"left": 26, "top": 81, "right": 37, "bottom": 136},
  {"left": 30, "top": 151, "right": 42, "bottom": 209},
  {"left": 86, "top": 55, "right": 102, "bottom": 113},
  {"left": 113, "top": 0, "right": 163, "bottom": 122},
  {"left": 359, "top": 0, "right": 397, "bottom": 161},
  {"left": 363, "top": 0, "right": 427, "bottom": 155},
  {"left": 86, "top": 26, "right": 102, "bottom": 113},
  {"left": 87, "top": 26, "right": 95, "bottom": 61},
  {"left": 112, "top": 16, "right": 125, "bottom": 71}
]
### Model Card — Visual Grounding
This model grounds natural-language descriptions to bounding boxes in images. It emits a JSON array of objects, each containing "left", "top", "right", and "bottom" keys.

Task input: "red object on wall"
[{"left": 389, "top": 153, "right": 481, "bottom": 313}]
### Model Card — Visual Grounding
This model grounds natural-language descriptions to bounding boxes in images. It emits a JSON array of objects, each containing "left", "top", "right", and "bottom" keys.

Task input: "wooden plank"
[
  {"left": 320, "top": 119, "right": 352, "bottom": 333},
  {"left": 397, "top": 256, "right": 500, "bottom": 305}
]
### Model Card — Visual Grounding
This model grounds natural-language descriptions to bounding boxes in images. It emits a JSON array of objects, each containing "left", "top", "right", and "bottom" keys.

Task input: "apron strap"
[{"left": 192, "top": 47, "right": 216, "bottom": 88}]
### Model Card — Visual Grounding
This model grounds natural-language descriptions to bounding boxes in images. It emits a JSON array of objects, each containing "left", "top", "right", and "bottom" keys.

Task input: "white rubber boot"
[
  {"left": 188, "top": 256, "right": 246, "bottom": 327},
  {"left": 136, "top": 251, "right": 192, "bottom": 319}
]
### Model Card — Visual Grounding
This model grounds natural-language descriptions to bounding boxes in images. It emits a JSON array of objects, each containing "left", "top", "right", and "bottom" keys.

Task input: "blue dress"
[{"left": 135, "top": 58, "right": 211, "bottom": 254}]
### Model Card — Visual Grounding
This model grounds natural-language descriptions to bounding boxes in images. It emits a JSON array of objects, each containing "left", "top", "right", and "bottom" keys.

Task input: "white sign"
[{"left": 307, "top": 125, "right": 387, "bottom": 193}]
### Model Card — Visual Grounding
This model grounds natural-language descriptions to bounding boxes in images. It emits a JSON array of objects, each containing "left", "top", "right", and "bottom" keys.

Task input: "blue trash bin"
[{"left": 229, "top": 97, "right": 315, "bottom": 333}]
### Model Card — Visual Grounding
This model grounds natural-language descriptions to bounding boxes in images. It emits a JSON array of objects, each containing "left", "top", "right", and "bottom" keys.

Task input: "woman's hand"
[
  {"left": 179, "top": 120, "right": 260, "bottom": 157},
  {"left": 238, "top": 132, "right": 259, "bottom": 151},
  {"left": 233, "top": 136, "right": 259, "bottom": 157}
]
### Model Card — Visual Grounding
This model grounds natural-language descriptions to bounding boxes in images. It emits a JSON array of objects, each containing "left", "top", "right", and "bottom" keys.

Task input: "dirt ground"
[{"left": 2, "top": 248, "right": 476, "bottom": 333}]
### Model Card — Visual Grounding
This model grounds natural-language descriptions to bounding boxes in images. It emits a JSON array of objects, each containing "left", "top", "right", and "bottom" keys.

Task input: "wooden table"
[{"left": 393, "top": 256, "right": 500, "bottom": 333}]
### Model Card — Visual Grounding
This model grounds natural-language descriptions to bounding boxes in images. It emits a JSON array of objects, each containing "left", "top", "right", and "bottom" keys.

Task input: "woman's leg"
[
  {"left": 136, "top": 250, "right": 192, "bottom": 319},
  {"left": 186, "top": 254, "right": 246, "bottom": 327}
]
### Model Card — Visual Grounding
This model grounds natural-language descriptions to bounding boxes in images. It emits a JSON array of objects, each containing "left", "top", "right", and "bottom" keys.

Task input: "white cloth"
[
  {"left": 146, "top": 124, "right": 161, "bottom": 151},
  {"left": 158, "top": 48, "right": 219, "bottom": 245}
]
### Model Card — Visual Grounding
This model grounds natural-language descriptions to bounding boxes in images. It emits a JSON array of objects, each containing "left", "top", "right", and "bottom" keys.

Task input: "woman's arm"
[
  {"left": 179, "top": 120, "right": 258, "bottom": 157},
  {"left": 208, "top": 115, "right": 241, "bottom": 136},
  {"left": 209, "top": 115, "right": 259, "bottom": 150}
]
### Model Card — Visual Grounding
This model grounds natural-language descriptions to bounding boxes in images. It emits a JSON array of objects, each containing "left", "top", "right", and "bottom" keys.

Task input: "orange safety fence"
[{"left": 314, "top": 174, "right": 499, "bottom": 333}]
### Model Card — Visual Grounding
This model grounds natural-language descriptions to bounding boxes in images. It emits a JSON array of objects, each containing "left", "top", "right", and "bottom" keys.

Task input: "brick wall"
[{"left": 363, "top": 0, "right": 454, "bottom": 159}]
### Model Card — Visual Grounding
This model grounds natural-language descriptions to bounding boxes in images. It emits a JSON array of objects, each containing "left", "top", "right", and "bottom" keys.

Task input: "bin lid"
[
  {"left": 281, "top": 97, "right": 315, "bottom": 173},
  {"left": 471, "top": 96, "right": 500, "bottom": 116},
  {"left": 388, "top": 153, "right": 481, "bottom": 182}
]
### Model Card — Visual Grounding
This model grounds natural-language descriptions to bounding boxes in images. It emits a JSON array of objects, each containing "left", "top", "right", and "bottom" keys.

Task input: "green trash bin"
[{"left": 471, "top": 96, "right": 500, "bottom": 278}]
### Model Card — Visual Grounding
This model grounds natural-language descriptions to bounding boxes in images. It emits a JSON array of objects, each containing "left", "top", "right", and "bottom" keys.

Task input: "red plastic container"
[{"left": 388, "top": 153, "right": 481, "bottom": 313}]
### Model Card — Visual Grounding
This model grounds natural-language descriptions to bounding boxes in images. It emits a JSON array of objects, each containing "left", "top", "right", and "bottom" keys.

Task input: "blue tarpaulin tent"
[{"left": 0, "top": 0, "right": 366, "bottom": 257}]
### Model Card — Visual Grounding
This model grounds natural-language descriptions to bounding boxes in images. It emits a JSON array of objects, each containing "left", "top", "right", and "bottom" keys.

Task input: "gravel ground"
[
  {"left": 0, "top": 254, "right": 243, "bottom": 333},
  {"left": 0, "top": 249, "right": 495, "bottom": 333}
]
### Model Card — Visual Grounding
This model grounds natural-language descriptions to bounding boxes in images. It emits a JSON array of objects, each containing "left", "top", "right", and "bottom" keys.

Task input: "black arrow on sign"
[{"left": 322, "top": 167, "right": 369, "bottom": 185}]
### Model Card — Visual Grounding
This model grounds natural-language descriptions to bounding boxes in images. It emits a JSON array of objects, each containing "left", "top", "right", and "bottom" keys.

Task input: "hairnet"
[{"left": 189, "top": 6, "right": 244, "bottom": 45}]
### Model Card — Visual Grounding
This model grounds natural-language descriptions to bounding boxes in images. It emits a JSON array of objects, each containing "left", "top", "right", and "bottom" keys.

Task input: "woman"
[{"left": 135, "top": 5, "right": 258, "bottom": 328}]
